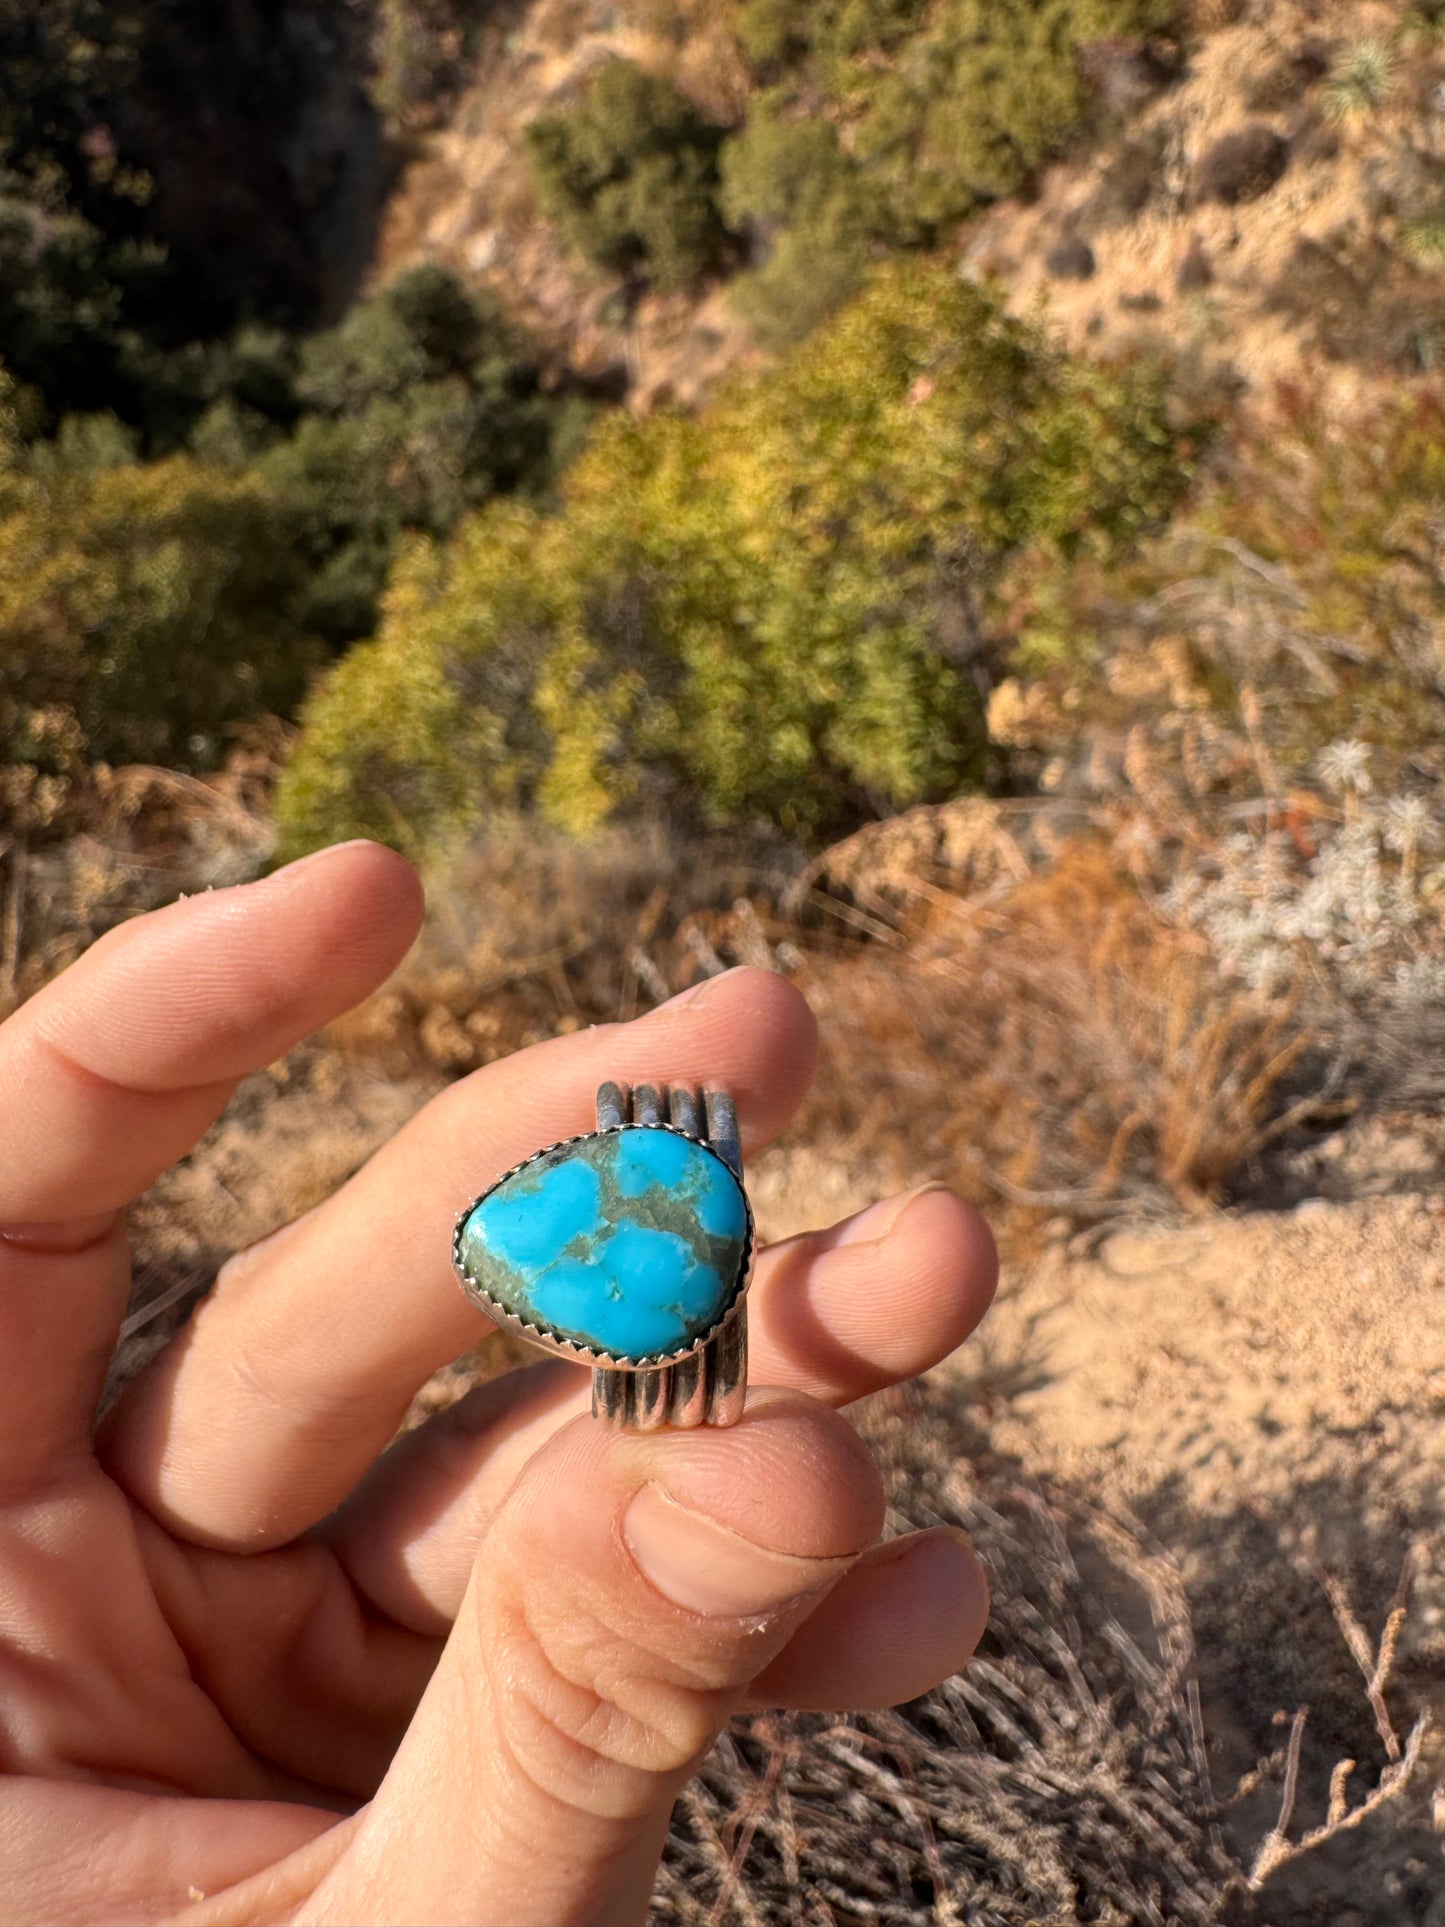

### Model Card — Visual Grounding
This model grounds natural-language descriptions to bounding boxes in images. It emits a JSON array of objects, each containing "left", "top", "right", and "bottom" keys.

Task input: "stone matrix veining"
[{"left": 456, "top": 1126, "right": 749, "bottom": 1361}]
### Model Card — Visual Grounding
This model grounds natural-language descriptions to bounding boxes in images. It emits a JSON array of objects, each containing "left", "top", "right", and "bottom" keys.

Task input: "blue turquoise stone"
[{"left": 457, "top": 1126, "right": 748, "bottom": 1361}]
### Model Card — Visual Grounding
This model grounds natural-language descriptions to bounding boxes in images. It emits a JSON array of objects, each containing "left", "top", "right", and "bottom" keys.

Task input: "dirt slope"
[
  {"left": 375, "top": 0, "right": 1445, "bottom": 416},
  {"left": 956, "top": 1191, "right": 1445, "bottom": 1920},
  {"left": 969, "top": 0, "right": 1445, "bottom": 399}
]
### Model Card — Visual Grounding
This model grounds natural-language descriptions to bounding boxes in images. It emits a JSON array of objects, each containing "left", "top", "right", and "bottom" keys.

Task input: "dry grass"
[
  {"left": 0, "top": 737, "right": 279, "bottom": 1014},
  {"left": 324, "top": 820, "right": 794, "bottom": 1072},
  {"left": 794, "top": 832, "right": 1317, "bottom": 1228},
  {"left": 318, "top": 808, "right": 1322, "bottom": 1252},
  {"left": 650, "top": 1383, "right": 1432, "bottom": 1927}
]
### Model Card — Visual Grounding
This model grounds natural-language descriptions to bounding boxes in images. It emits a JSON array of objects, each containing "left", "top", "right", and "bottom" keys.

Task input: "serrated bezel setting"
[{"left": 451, "top": 1121, "right": 754, "bottom": 1372}]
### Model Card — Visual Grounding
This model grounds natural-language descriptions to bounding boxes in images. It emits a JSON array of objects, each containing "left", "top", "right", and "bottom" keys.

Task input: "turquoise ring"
[{"left": 452, "top": 1082, "right": 752, "bottom": 1428}]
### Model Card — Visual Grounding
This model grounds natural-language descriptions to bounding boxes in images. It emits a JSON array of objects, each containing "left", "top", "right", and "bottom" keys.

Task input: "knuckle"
[{"left": 489, "top": 1595, "right": 724, "bottom": 1822}]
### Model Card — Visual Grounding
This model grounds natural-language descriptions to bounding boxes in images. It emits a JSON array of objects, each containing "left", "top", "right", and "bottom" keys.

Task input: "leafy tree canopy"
[
  {"left": 0, "top": 450, "right": 319, "bottom": 770},
  {"left": 277, "top": 260, "right": 1192, "bottom": 856}
]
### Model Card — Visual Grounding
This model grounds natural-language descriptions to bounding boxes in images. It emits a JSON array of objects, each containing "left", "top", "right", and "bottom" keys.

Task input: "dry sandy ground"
[
  {"left": 750, "top": 1144, "right": 1445, "bottom": 1919},
  {"left": 953, "top": 1195, "right": 1445, "bottom": 1920},
  {"left": 974, "top": 1195, "right": 1445, "bottom": 1524}
]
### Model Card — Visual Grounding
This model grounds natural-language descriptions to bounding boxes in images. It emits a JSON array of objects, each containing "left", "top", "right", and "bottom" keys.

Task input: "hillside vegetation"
[
  {"left": 4, "top": 0, "right": 1443, "bottom": 1153},
  {"left": 276, "top": 261, "right": 1190, "bottom": 851},
  {"left": 4, "top": 0, "right": 1442, "bottom": 863},
  {"left": 5, "top": 5, "right": 1445, "bottom": 1920}
]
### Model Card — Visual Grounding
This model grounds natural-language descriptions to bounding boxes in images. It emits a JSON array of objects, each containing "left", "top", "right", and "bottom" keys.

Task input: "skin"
[{"left": 0, "top": 840, "right": 999, "bottom": 1926}]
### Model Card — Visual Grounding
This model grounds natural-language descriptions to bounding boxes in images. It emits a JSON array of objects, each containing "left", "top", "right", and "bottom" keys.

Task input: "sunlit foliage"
[
  {"left": 277, "top": 262, "right": 1190, "bottom": 855},
  {"left": 0, "top": 451, "right": 316, "bottom": 767},
  {"left": 736, "top": 0, "right": 1179, "bottom": 234}
]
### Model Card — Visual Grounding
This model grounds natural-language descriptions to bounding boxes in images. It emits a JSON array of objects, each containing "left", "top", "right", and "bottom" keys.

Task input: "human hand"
[{"left": 0, "top": 841, "right": 996, "bottom": 1926}]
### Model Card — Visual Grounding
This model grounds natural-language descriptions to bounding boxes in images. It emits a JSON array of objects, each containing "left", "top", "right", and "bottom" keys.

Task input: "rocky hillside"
[{"left": 380, "top": 0, "right": 1445, "bottom": 410}]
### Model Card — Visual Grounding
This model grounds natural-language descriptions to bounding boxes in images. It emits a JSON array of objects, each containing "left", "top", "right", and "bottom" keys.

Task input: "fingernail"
[
  {"left": 624, "top": 1482, "right": 852, "bottom": 1618},
  {"left": 259, "top": 840, "right": 379, "bottom": 889},
  {"left": 649, "top": 967, "right": 743, "bottom": 1016},
  {"left": 833, "top": 1182, "right": 956, "bottom": 1249},
  {"left": 0, "top": 1211, "right": 120, "bottom": 1255}
]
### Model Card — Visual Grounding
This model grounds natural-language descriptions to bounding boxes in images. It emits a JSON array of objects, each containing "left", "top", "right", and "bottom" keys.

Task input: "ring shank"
[{"left": 590, "top": 1081, "right": 748, "bottom": 1430}]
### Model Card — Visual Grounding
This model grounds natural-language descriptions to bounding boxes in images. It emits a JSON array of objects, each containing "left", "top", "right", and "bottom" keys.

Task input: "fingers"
[
  {"left": 0, "top": 1779, "right": 340, "bottom": 1927},
  {"left": 748, "top": 1183, "right": 999, "bottom": 1403},
  {"left": 742, "top": 1527, "right": 989, "bottom": 1711},
  {"left": 0, "top": 843, "right": 422, "bottom": 1485},
  {"left": 103, "top": 969, "right": 819, "bottom": 1550},
  {"left": 0, "top": 841, "right": 422, "bottom": 1224},
  {"left": 329, "top": 1184, "right": 996, "bottom": 1630},
  {"left": 304, "top": 1393, "right": 884, "bottom": 1927}
]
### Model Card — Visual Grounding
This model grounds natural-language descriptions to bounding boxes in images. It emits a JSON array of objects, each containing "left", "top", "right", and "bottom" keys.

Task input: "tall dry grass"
[
  {"left": 651, "top": 1383, "right": 1431, "bottom": 1926},
  {"left": 319, "top": 806, "right": 1326, "bottom": 1252}
]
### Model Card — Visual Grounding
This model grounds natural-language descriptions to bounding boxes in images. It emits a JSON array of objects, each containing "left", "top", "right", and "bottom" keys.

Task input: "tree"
[
  {"left": 0, "top": 454, "right": 316, "bottom": 767},
  {"left": 205, "top": 266, "right": 568, "bottom": 645},
  {"left": 525, "top": 61, "right": 730, "bottom": 290},
  {"left": 276, "top": 260, "right": 1191, "bottom": 855}
]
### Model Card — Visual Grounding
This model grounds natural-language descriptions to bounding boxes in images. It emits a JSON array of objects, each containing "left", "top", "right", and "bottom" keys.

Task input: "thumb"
[{"left": 309, "top": 1390, "right": 884, "bottom": 1927}]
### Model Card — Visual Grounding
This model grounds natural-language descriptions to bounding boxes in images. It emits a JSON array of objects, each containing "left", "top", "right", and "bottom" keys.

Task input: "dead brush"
[
  {"left": 325, "top": 813, "right": 1321, "bottom": 1247},
  {"left": 322, "top": 819, "right": 799, "bottom": 1077},
  {"left": 0, "top": 755, "right": 277, "bottom": 1015},
  {"left": 1238, "top": 1536, "right": 1430, "bottom": 1896},
  {"left": 649, "top": 1382, "right": 1433, "bottom": 1927},
  {"left": 788, "top": 838, "right": 1319, "bottom": 1239},
  {"left": 653, "top": 1381, "right": 1235, "bottom": 1927}
]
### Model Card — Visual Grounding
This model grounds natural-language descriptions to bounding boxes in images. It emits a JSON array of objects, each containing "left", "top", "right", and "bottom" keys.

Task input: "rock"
[
  {"left": 1176, "top": 236, "right": 1214, "bottom": 291},
  {"left": 1045, "top": 235, "right": 1097, "bottom": 280},
  {"left": 1191, "top": 123, "right": 1290, "bottom": 205},
  {"left": 1089, "top": 135, "right": 1165, "bottom": 223},
  {"left": 1076, "top": 36, "right": 1182, "bottom": 118},
  {"left": 455, "top": 1125, "right": 749, "bottom": 1361},
  {"left": 1244, "top": 39, "right": 1330, "bottom": 113}
]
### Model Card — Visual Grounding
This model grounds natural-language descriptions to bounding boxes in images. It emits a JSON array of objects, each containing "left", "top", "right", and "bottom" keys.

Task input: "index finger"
[
  {"left": 0, "top": 841, "right": 422, "bottom": 1485},
  {"left": 1, "top": 841, "right": 423, "bottom": 1225}
]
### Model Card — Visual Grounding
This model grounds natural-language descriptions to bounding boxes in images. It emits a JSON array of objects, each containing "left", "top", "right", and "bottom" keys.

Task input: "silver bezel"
[{"left": 451, "top": 1121, "right": 754, "bottom": 1372}]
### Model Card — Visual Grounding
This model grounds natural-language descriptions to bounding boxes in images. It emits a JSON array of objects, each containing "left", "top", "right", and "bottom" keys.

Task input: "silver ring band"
[
  {"left": 590, "top": 1081, "right": 748, "bottom": 1430},
  {"left": 452, "top": 1079, "right": 752, "bottom": 1431}
]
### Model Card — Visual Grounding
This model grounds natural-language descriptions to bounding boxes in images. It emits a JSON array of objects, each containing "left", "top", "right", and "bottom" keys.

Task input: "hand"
[{"left": 0, "top": 841, "right": 997, "bottom": 1926}]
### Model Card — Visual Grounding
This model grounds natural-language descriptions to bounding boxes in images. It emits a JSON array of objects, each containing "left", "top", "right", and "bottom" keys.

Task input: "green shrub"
[
  {"left": 0, "top": 4, "right": 156, "bottom": 424},
  {"left": 1399, "top": 201, "right": 1445, "bottom": 271},
  {"left": 736, "top": 0, "right": 927, "bottom": 71},
  {"left": 1321, "top": 38, "right": 1396, "bottom": 123},
  {"left": 1401, "top": 2, "right": 1445, "bottom": 44},
  {"left": 277, "top": 259, "right": 1191, "bottom": 856},
  {"left": 248, "top": 265, "right": 564, "bottom": 643},
  {"left": 860, "top": 0, "right": 1180, "bottom": 228},
  {"left": 525, "top": 60, "right": 729, "bottom": 289},
  {"left": 0, "top": 454, "right": 317, "bottom": 767},
  {"left": 723, "top": 0, "right": 1181, "bottom": 335},
  {"left": 718, "top": 96, "right": 874, "bottom": 341},
  {"left": 371, "top": 0, "right": 478, "bottom": 122}
]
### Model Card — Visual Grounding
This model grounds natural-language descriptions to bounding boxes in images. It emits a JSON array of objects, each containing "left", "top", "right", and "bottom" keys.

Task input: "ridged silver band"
[{"left": 590, "top": 1080, "right": 749, "bottom": 1430}]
